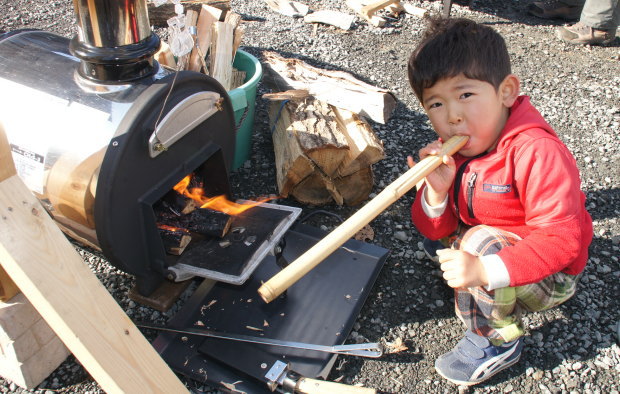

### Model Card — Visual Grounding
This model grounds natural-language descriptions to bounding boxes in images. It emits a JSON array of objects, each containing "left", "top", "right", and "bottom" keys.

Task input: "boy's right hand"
[{"left": 407, "top": 139, "right": 457, "bottom": 206}]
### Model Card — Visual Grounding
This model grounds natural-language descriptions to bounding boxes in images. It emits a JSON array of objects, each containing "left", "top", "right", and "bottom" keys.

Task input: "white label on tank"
[{"left": 10, "top": 144, "right": 45, "bottom": 194}]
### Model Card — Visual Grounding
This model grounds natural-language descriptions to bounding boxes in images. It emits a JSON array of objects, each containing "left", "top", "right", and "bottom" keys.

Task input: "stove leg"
[{"left": 135, "top": 271, "right": 164, "bottom": 296}]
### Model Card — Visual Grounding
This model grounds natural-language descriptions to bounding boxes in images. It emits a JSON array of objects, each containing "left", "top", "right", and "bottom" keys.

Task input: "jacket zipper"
[
  {"left": 453, "top": 153, "right": 484, "bottom": 219},
  {"left": 467, "top": 172, "right": 477, "bottom": 218}
]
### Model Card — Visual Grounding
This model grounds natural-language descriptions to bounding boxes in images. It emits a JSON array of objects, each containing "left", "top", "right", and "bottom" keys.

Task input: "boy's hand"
[
  {"left": 407, "top": 139, "right": 456, "bottom": 206},
  {"left": 436, "top": 249, "right": 488, "bottom": 288}
]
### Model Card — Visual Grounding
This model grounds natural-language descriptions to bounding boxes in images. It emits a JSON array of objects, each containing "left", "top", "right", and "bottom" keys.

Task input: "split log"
[
  {"left": 270, "top": 98, "right": 348, "bottom": 181},
  {"left": 147, "top": 0, "right": 230, "bottom": 26},
  {"left": 262, "top": 51, "right": 396, "bottom": 124},
  {"left": 161, "top": 192, "right": 198, "bottom": 215},
  {"left": 185, "top": 208, "right": 233, "bottom": 237},
  {"left": 303, "top": 10, "right": 356, "bottom": 30},
  {"left": 269, "top": 97, "right": 381, "bottom": 206},
  {"left": 264, "top": 0, "right": 310, "bottom": 17},
  {"left": 157, "top": 207, "right": 232, "bottom": 238},
  {"left": 46, "top": 149, "right": 105, "bottom": 229},
  {"left": 210, "top": 21, "right": 234, "bottom": 90},
  {"left": 155, "top": 40, "right": 177, "bottom": 69},
  {"left": 263, "top": 89, "right": 310, "bottom": 101},
  {"left": 188, "top": 4, "right": 223, "bottom": 72},
  {"left": 158, "top": 225, "right": 192, "bottom": 255},
  {"left": 333, "top": 107, "right": 385, "bottom": 177}
]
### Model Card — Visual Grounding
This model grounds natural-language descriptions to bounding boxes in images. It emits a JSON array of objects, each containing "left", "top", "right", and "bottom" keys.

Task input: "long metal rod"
[{"left": 137, "top": 322, "right": 383, "bottom": 358}]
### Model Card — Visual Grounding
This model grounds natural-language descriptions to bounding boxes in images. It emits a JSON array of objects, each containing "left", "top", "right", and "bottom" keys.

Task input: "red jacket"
[{"left": 411, "top": 96, "right": 593, "bottom": 287}]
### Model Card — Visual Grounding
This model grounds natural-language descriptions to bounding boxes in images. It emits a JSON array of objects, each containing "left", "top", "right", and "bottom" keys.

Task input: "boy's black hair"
[{"left": 408, "top": 18, "right": 512, "bottom": 102}]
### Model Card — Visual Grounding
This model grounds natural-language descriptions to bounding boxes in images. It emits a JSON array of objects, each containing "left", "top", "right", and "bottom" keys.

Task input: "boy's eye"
[
  {"left": 460, "top": 92, "right": 473, "bottom": 99},
  {"left": 428, "top": 102, "right": 442, "bottom": 109}
]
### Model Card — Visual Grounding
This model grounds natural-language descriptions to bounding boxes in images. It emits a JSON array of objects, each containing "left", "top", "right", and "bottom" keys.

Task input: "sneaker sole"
[
  {"left": 556, "top": 30, "right": 616, "bottom": 45},
  {"left": 435, "top": 352, "right": 522, "bottom": 386}
]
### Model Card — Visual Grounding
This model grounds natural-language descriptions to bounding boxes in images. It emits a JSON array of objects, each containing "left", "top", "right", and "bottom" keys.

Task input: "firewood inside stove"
[
  {"left": 158, "top": 225, "right": 192, "bottom": 255},
  {"left": 185, "top": 208, "right": 233, "bottom": 238},
  {"left": 157, "top": 207, "right": 233, "bottom": 239},
  {"left": 161, "top": 190, "right": 198, "bottom": 216}
]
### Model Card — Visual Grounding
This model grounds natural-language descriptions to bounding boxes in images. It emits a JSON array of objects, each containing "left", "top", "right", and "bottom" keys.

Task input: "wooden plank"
[
  {"left": 303, "top": 10, "right": 356, "bottom": 30},
  {"left": 0, "top": 123, "right": 15, "bottom": 182},
  {"left": 188, "top": 4, "right": 223, "bottom": 72},
  {"left": 0, "top": 265, "right": 19, "bottom": 302},
  {"left": 345, "top": 0, "right": 387, "bottom": 26},
  {"left": 264, "top": 0, "right": 310, "bottom": 17},
  {"left": 0, "top": 127, "right": 188, "bottom": 393}
]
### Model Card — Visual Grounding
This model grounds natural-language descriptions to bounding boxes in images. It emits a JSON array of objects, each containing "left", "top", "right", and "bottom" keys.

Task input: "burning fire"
[
  {"left": 173, "top": 174, "right": 274, "bottom": 215},
  {"left": 157, "top": 224, "right": 189, "bottom": 233}
]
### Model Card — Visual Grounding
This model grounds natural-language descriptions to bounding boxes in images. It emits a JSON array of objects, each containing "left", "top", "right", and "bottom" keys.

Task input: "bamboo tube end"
[{"left": 257, "top": 283, "right": 277, "bottom": 303}]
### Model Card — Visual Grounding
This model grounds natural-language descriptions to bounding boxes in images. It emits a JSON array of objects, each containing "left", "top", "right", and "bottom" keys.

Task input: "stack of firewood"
[
  {"left": 263, "top": 0, "right": 428, "bottom": 30},
  {"left": 150, "top": 0, "right": 246, "bottom": 91},
  {"left": 263, "top": 52, "right": 395, "bottom": 206}
]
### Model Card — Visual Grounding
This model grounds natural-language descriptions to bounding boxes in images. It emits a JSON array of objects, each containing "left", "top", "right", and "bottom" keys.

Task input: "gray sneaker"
[
  {"left": 435, "top": 330, "right": 524, "bottom": 386},
  {"left": 527, "top": 0, "right": 583, "bottom": 21},
  {"left": 557, "top": 22, "right": 617, "bottom": 45}
]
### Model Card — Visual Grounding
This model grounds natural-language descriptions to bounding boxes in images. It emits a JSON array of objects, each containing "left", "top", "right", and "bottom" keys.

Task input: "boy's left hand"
[{"left": 436, "top": 249, "right": 488, "bottom": 288}]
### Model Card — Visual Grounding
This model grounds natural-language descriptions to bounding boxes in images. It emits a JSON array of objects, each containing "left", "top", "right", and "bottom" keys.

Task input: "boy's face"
[{"left": 421, "top": 73, "right": 518, "bottom": 157}]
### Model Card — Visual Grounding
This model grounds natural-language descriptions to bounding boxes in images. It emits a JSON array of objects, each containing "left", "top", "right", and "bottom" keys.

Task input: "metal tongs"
[{"left": 137, "top": 322, "right": 383, "bottom": 358}]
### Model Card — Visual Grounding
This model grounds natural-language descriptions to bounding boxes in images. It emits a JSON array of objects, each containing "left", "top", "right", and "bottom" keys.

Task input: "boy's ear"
[{"left": 499, "top": 74, "right": 520, "bottom": 107}]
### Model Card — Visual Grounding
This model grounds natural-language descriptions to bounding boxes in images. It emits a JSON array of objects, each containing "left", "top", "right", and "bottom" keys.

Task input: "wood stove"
[{"left": 0, "top": 0, "right": 244, "bottom": 295}]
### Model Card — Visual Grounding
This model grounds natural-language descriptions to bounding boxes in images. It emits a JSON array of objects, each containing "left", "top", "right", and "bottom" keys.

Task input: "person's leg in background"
[
  {"left": 557, "top": 0, "right": 619, "bottom": 44},
  {"left": 528, "top": 0, "right": 586, "bottom": 21}
]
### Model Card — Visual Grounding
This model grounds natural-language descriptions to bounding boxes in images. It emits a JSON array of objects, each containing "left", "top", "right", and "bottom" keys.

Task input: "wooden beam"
[{"left": 0, "top": 125, "right": 188, "bottom": 393}]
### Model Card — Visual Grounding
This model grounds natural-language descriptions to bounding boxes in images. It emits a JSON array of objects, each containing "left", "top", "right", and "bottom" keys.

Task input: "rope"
[{"left": 269, "top": 99, "right": 290, "bottom": 134}]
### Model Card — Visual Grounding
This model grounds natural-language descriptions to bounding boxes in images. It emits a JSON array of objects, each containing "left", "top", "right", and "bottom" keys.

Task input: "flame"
[{"left": 173, "top": 174, "right": 275, "bottom": 215}]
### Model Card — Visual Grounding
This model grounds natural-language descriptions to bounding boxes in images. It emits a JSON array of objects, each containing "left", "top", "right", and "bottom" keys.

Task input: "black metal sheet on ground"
[
  {"left": 152, "top": 223, "right": 388, "bottom": 391},
  {"left": 178, "top": 205, "right": 292, "bottom": 276}
]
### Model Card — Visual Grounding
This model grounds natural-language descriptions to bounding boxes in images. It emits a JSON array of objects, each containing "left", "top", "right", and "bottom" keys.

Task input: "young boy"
[{"left": 406, "top": 18, "right": 593, "bottom": 386}]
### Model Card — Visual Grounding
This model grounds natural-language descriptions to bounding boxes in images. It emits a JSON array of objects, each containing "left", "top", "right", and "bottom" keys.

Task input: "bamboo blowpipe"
[{"left": 258, "top": 135, "right": 469, "bottom": 303}]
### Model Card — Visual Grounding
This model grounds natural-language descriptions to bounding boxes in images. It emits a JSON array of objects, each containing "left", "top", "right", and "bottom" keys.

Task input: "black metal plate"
[
  {"left": 178, "top": 206, "right": 292, "bottom": 276},
  {"left": 152, "top": 223, "right": 389, "bottom": 391}
]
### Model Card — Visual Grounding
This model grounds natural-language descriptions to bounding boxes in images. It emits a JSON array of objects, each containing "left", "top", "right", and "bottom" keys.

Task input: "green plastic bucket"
[{"left": 228, "top": 49, "right": 262, "bottom": 170}]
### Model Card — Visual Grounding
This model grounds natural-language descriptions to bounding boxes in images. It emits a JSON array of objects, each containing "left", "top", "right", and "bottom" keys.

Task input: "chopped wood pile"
[
  {"left": 261, "top": 0, "right": 428, "bottom": 30},
  {"left": 150, "top": 0, "right": 246, "bottom": 91},
  {"left": 263, "top": 52, "right": 389, "bottom": 206}
]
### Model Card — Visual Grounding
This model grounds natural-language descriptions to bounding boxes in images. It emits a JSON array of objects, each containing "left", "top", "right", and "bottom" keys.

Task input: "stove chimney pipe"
[{"left": 69, "top": 0, "right": 161, "bottom": 84}]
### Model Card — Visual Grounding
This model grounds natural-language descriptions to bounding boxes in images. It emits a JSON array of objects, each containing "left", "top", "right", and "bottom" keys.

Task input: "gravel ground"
[{"left": 1, "top": 0, "right": 619, "bottom": 393}]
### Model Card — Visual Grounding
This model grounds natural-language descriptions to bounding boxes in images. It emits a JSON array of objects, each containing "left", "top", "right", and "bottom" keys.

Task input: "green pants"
[{"left": 562, "top": 0, "right": 620, "bottom": 29}]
